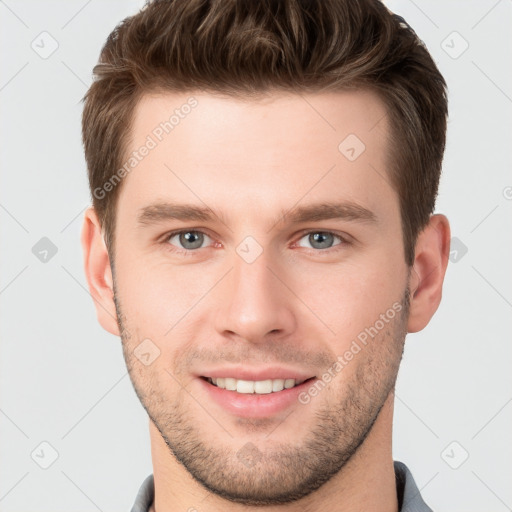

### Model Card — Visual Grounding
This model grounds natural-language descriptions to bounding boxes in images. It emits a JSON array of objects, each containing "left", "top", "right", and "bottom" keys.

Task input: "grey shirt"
[{"left": 130, "top": 460, "right": 433, "bottom": 512}]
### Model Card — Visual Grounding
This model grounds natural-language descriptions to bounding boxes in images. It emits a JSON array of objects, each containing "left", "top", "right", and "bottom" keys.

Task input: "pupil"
[
  {"left": 310, "top": 232, "right": 332, "bottom": 249},
  {"left": 181, "top": 231, "right": 203, "bottom": 249}
]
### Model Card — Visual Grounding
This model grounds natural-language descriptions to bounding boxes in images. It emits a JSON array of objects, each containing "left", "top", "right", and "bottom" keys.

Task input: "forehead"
[
  {"left": 131, "top": 88, "right": 388, "bottom": 148},
  {"left": 118, "top": 89, "right": 396, "bottom": 227}
]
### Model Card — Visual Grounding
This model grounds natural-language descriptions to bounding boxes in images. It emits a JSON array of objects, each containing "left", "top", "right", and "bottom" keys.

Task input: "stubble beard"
[{"left": 114, "top": 279, "right": 410, "bottom": 506}]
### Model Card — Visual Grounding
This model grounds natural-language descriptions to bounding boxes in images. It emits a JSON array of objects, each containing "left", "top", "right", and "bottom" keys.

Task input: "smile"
[{"left": 202, "top": 376, "right": 314, "bottom": 394}]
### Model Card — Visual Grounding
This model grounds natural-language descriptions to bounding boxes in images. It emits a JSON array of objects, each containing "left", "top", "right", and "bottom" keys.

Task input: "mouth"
[
  {"left": 200, "top": 376, "right": 316, "bottom": 394},
  {"left": 197, "top": 369, "right": 319, "bottom": 418}
]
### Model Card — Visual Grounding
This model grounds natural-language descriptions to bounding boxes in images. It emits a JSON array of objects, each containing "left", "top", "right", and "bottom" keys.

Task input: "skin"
[{"left": 81, "top": 89, "right": 450, "bottom": 512}]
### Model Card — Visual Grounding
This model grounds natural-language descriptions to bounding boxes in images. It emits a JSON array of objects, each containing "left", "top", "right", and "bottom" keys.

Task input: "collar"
[{"left": 131, "top": 460, "right": 433, "bottom": 512}]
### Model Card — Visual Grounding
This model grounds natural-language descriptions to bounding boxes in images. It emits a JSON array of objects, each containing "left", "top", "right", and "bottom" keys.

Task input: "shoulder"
[
  {"left": 394, "top": 461, "right": 434, "bottom": 512},
  {"left": 130, "top": 474, "right": 155, "bottom": 512}
]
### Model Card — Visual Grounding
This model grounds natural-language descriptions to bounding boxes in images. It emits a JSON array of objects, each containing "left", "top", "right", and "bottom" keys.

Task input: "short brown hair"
[{"left": 82, "top": 0, "right": 447, "bottom": 266}]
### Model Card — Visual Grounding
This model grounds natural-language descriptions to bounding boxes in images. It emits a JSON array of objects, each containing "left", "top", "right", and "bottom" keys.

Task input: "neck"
[{"left": 149, "top": 393, "right": 398, "bottom": 512}]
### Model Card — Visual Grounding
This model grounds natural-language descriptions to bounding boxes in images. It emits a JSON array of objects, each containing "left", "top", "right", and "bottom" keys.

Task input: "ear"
[
  {"left": 407, "top": 214, "right": 451, "bottom": 333},
  {"left": 80, "top": 207, "right": 120, "bottom": 336}
]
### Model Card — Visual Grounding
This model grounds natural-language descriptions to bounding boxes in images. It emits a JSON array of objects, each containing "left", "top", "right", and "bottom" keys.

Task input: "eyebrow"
[{"left": 136, "top": 201, "right": 377, "bottom": 229}]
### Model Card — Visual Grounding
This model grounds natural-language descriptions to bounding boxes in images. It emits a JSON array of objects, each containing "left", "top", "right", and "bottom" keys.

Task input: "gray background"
[{"left": 0, "top": 1, "right": 511, "bottom": 511}]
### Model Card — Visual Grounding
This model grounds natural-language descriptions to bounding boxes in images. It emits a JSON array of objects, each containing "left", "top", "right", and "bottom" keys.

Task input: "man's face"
[{"left": 112, "top": 90, "right": 411, "bottom": 504}]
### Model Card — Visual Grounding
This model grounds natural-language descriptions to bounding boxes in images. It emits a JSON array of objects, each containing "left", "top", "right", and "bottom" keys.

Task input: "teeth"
[
  {"left": 207, "top": 377, "right": 306, "bottom": 394},
  {"left": 237, "top": 380, "right": 255, "bottom": 394},
  {"left": 284, "top": 378, "right": 296, "bottom": 389},
  {"left": 254, "top": 380, "right": 272, "bottom": 394},
  {"left": 272, "top": 379, "right": 285, "bottom": 392},
  {"left": 224, "top": 377, "right": 237, "bottom": 391}
]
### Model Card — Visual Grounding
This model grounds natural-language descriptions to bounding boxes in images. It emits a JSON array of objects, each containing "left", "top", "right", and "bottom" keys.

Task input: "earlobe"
[
  {"left": 80, "top": 207, "right": 120, "bottom": 336},
  {"left": 407, "top": 214, "right": 451, "bottom": 333}
]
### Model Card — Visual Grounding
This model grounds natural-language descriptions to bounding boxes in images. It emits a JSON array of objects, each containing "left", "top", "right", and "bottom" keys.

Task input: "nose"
[{"left": 213, "top": 248, "right": 297, "bottom": 344}]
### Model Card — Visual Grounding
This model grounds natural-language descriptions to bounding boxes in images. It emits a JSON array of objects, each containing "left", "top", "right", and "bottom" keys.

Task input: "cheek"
[
  {"left": 114, "top": 260, "right": 194, "bottom": 337},
  {"left": 291, "top": 254, "right": 407, "bottom": 345}
]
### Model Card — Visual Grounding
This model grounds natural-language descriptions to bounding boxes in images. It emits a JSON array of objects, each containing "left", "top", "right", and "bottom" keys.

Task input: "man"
[{"left": 80, "top": 0, "right": 450, "bottom": 510}]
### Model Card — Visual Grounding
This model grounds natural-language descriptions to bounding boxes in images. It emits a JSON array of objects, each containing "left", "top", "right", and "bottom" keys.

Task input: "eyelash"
[{"left": 160, "top": 229, "right": 350, "bottom": 256}]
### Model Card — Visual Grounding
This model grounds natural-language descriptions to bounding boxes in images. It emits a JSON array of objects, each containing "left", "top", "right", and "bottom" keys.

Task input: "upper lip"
[{"left": 198, "top": 366, "right": 316, "bottom": 382}]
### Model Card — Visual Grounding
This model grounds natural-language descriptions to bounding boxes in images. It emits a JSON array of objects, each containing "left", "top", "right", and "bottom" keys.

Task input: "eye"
[
  {"left": 296, "top": 231, "right": 345, "bottom": 251},
  {"left": 161, "top": 229, "right": 348, "bottom": 255},
  {"left": 166, "top": 230, "right": 213, "bottom": 251}
]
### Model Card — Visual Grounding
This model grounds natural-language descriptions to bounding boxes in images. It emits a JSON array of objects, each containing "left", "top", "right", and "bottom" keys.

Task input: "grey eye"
[
  {"left": 298, "top": 232, "right": 341, "bottom": 250},
  {"left": 168, "top": 231, "right": 210, "bottom": 250}
]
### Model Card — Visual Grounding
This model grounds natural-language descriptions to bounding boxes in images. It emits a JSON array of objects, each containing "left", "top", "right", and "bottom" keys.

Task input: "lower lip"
[{"left": 198, "top": 377, "right": 317, "bottom": 418}]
